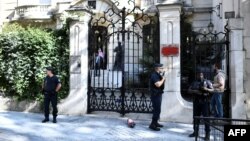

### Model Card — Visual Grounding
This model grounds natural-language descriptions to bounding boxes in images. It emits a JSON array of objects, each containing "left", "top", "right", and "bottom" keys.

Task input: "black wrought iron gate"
[
  {"left": 181, "top": 23, "right": 230, "bottom": 117},
  {"left": 87, "top": 0, "right": 159, "bottom": 115}
]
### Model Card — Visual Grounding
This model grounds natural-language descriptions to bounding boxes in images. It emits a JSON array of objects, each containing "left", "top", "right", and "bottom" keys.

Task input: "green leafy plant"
[
  {"left": 0, "top": 23, "right": 69, "bottom": 101},
  {"left": 52, "top": 19, "right": 70, "bottom": 100},
  {"left": 139, "top": 44, "right": 155, "bottom": 87}
]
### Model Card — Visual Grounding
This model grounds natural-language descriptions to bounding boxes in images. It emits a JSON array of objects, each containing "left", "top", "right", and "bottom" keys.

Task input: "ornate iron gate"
[
  {"left": 87, "top": 0, "right": 159, "bottom": 114},
  {"left": 181, "top": 23, "right": 230, "bottom": 117}
]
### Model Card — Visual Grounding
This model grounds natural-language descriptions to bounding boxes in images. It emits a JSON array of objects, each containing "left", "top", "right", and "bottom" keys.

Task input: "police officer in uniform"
[
  {"left": 188, "top": 71, "right": 213, "bottom": 141},
  {"left": 149, "top": 63, "right": 165, "bottom": 131},
  {"left": 42, "top": 67, "right": 61, "bottom": 123}
]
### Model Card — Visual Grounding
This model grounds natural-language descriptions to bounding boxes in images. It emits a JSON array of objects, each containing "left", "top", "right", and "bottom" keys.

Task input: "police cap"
[{"left": 154, "top": 63, "right": 163, "bottom": 68}]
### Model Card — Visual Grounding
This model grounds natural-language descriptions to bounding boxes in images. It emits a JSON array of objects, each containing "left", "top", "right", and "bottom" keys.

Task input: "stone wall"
[
  {"left": 242, "top": 0, "right": 250, "bottom": 119},
  {"left": 213, "top": 0, "right": 250, "bottom": 119},
  {"left": 192, "top": 0, "right": 212, "bottom": 7},
  {"left": 158, "top": 3, "right": 193, "bottom": 123},
  {"left": 0, "top": 0, "right": 17, "bottom": 30},
  {"left": 0, "top": 96, "right": 42, "bottom": 113},
  {"left": 184, "top": 0, "right": 212, "bottom": 34}
]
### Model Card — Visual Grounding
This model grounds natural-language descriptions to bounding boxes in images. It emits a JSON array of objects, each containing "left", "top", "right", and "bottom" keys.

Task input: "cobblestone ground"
[{"left": 0, "top": 111, "right": 194, "bottom": 141}]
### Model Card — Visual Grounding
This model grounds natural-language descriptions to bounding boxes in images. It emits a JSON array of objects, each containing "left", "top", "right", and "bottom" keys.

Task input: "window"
[{"left": 88, "top": 0, "right": 96, "bottom": 9}]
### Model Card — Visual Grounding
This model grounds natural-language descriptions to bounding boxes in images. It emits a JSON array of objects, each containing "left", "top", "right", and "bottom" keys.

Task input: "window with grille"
[{"left": 88, "top": 0, "right": 96, "bottom": 9}]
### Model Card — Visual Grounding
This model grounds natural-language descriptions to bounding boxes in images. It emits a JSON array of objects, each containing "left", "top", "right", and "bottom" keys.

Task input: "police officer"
[
  {"left": 149, "top": 63, "right": 165, "bottom": 131},
  {"left": 42, "top": 67, "right": 61, "bottom": 123},
  {"left": 188, "top": 71, "right": 213, "bottom": 141}
]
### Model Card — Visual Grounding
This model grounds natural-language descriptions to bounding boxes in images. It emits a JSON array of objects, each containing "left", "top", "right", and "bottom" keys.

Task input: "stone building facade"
[{"left": 0, "top": 0, "right": 249, "bottom": 123}]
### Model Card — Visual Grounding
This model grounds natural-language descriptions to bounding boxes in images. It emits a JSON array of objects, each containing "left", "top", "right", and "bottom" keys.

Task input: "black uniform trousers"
[
  {"left": 193, "top": 97, "right": 210, "bottom": 134},
  {"left": 44, "top": 92, "right": 58, "bottom": 119},
  {"left": 151, "top": 94, "right": 162, "bottom": 122}
]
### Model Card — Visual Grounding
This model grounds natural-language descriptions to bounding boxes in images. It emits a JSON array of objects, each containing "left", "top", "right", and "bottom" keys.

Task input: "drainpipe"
[{"left": 236, "top": 0, "right": 241, "bottom": 18}]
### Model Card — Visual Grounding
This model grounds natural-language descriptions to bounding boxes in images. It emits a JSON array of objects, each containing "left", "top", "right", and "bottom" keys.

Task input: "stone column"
[
  {"left": 58, "top": 12, "right": 91, "bottom": 115},
  {"left": 242, "top": 0, "right": 250, "bottom": 119},
  {"left": 157, "top": 3, "right": 192, "bottom": 123},
  {"left": 229, "top": 18, "right": 247, "bottom": 119}
]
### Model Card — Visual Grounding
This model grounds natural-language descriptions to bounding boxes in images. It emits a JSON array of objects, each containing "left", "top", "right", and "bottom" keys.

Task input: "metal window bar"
[
  {"left": 87, "top": 0, "right": 159, "bottom": 114},
  {"left": 88, "top": 0, "right": 96, "bottom": 9},
  {"left": 194, "top": 116, "right": 250, "bottom": 141}
]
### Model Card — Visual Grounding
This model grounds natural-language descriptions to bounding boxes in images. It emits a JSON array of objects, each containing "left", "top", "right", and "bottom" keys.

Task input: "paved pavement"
[{"left": 0, "top": 111, "right": 194, "bottom": 141}]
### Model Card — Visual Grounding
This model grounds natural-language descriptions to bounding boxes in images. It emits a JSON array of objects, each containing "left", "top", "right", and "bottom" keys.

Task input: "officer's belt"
[
  {"left": 194, "top": 93, "right": 209, "bottom": 100},
  {"left": 44, "top": 90, "right": 55, "bottom": 93}
]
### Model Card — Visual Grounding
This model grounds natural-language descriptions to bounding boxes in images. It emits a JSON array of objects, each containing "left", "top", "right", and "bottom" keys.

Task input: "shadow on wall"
[
  {"left": 0, "top": 96, "right": 42, "bottom": 113},
  {"left": 57, "top": 87, "right": 87, "bottom": 115},
  {"left": 0, "top": 88, "right": 87, "bottom": 115}
]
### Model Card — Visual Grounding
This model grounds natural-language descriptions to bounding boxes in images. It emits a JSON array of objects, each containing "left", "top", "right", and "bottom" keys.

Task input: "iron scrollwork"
[
  {"left": 181, "top": 22, "right": 230, "bottom": 117},
  {"left": 88, "top": 0, "right": 159, "bottom": 114}
]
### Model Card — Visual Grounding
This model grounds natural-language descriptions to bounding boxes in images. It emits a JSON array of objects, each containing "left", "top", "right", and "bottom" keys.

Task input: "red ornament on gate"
[{"left": 161, "top": 44, "right": 179, "bottom": 56}]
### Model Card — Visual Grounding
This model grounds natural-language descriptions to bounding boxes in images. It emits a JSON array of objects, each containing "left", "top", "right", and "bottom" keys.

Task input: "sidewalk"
[{"left": 0, "top": 111, "right": 193, "bottom": 141}]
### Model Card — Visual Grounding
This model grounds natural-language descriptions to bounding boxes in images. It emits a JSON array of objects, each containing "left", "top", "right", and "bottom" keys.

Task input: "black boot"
[
  {"left": 189, "top": 131, "right": 198, "bottom": 137},
  {"left": 53, "top": 117, "right": 57, "bottom": 123},
  {"left": 42, "top": 118, "right": 49, "bottom": 123},
  {"left": 149, "top": 121, "right": 160, "bottom": 131},
  {"left": 155, "top": 122, "right": 164, "bottom": 128},
  {"left": 205, "top": 132, "right": 210, "bottom": 141}
]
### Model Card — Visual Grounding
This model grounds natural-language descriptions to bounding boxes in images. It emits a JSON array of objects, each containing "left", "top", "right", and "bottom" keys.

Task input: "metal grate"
[
  {"left": 87, "top": 0, "right": 159, "bottom": 115},
  {"left": 194, "top": 116, "right": 250, "bottom": 141},
  {"left": 88, "top": 0, "right": 96, "bottom": 9},
  {"left": 180, "top": 22, "right": 230, "bottom": 117}
]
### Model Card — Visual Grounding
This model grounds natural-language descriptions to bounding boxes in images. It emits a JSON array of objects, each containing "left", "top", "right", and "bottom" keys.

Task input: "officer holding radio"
[{"left": 149, "top": 63, "right": 166, "bottom": 131}]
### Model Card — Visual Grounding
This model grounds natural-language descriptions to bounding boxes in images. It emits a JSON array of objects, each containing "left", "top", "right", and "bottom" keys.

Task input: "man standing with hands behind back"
[
  {"left": 149, "top": 63, "right": 166, "bottom": 131},
  {"left": 42, "top": 67, "right": 61, "bottom": 123}
]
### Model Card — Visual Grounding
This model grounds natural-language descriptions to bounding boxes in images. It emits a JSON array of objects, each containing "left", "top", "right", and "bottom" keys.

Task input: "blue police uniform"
[
  {"left": 149, "top": 71, "right": 165, "bottom": 129},
  {"left": 190, "top": 79, "right": 212, "bottom": 139},
  {"left": 43, "top": 75, "right": 60, "bottom": 121}
]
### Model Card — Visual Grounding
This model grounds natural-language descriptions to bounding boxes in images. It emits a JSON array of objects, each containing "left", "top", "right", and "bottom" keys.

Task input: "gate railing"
[
  {"left": 87, "top": 0, "right": 159, "bottom": 115},
  {"left": 194, "top": 116, "right": 250, "bottom": 141}
]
